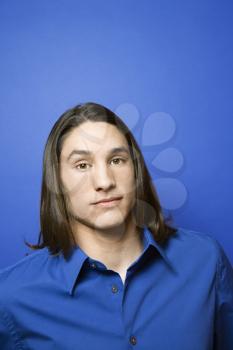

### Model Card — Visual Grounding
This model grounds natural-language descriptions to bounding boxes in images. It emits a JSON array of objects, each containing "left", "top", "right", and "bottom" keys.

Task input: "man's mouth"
[{"left": 93, "top": 197, "right": 122, "bottom": 207}]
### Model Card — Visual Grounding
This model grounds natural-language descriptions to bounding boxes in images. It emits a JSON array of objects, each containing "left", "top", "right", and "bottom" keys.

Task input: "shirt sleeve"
[
  {"left": 0, "top": 317, "right": 14, "bottom": 349},
  {"left": 214, "top": 244, "right": 233, "bottom": 350},
  {"left": 0, "top": 306, "right": 20, "bottom": 350}
]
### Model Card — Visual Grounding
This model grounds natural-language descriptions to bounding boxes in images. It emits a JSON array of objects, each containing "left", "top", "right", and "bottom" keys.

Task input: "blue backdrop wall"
[{"left": 0, "top": 0, "right": 232, "bottom": 268}]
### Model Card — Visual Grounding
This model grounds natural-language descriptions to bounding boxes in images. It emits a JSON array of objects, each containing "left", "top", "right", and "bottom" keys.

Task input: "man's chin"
[
  {"left": 91, "top": 220, "right": 127, "bottom": 232},
  {"left": 69, "top": 209, "right": 135, "bottom": 233},
  {"left": 85, "top": 218, "right": 129, "bottom": 236}
]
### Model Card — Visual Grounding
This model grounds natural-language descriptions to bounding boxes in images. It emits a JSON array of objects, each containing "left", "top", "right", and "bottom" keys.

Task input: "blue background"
[{"left": 0, "top": 0, "right": 232, "bottom": 268}]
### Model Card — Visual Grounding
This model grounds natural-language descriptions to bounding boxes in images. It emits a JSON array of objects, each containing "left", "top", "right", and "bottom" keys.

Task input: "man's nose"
[{"left": 92, "top": 163, "right": 116, "bottom": 191}]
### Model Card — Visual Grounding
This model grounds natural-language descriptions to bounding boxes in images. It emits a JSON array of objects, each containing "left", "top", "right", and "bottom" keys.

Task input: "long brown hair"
[{"left": 25, "top": 102, "right": 177, "bottom": 259}]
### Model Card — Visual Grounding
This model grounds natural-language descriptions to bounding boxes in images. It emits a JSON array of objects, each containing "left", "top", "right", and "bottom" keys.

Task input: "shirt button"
[
  {"left": 90, "top": 262, "right": 97, "bottom": 269},
  {"left": 130, "top": 335, "right": 137, "bottom": 345},
  {"left": 111, "top": 285, "right": 118, "bottom": 293}
]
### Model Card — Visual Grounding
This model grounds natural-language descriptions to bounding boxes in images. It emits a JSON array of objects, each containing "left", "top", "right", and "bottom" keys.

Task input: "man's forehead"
[
  {"left": 70, "top": 121, "right": 124, "bottom": 139},
  {"left": 64, "top": 146, "right": 130, "bottom": 162},
  {"left": 60, "top": 122, "right": 130, "bottom": 159},
  {"left": 66, "top": 122, "right": 126, "bottom": 144}
]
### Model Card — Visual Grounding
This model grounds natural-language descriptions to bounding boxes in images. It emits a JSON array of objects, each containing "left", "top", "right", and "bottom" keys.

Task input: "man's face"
[{"left": 59, "top": 121, "right": 136, "bottom": 232}]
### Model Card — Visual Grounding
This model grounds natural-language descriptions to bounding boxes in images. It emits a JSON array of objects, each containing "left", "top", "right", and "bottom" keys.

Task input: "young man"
[{"left": 0, "top": 102, "right": 232, "bottom": 349}]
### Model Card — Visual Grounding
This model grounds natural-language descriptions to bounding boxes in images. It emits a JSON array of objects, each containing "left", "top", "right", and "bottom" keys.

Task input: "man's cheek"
[
  {"left": 62, "top": 174, "right": 90, "bottom": 195},
  {"left": 71, "top": 201, "right": 91, "bottom": 220}
]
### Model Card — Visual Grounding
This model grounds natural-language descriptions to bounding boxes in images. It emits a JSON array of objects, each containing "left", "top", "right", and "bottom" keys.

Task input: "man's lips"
[{"left": 92, "top": 196, "right": 122, "bottom": 205}]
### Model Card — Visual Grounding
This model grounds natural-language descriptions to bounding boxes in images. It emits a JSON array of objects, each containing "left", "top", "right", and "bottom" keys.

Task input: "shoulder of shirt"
[
  {"left": 167, "top": 226, "right": 227, "bottom": 265},
  {"left": 174, "top": 226, "right": 219, "bottom": 244},
  {"left": 0, "top": 248, "right": 52, "bottom": 299}
]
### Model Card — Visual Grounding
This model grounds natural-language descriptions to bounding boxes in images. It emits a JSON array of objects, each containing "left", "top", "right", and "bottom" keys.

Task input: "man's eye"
[
  {"left": 110, "top": 158, "right": 125, "bottom": 165},
  {"left": 75, "top": 162, "right": 90, "bottom": 170},
  {"left": 74, "top": 158, "right": 126, "bottom": 170}
]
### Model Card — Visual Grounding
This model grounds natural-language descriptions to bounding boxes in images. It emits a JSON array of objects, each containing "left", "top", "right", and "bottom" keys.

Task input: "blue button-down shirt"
[{"left": 0, "top": 227, "right": 232, "bottom": 350}]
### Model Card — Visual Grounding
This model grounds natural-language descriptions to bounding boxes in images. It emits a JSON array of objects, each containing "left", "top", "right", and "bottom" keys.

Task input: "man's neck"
[{"left": 72, "top": 221, "right": 144, "bottom": 277}]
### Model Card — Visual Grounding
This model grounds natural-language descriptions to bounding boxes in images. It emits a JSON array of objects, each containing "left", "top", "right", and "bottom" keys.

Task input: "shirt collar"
[
  {"left": 58, "top": 246, "right": 89, "bottom": 296},
  {"left": 58, "top": 226, "right": 172, "bottom": 295},
  {"left": 143, "top": 227, "right": 172, "bottom": 268}
]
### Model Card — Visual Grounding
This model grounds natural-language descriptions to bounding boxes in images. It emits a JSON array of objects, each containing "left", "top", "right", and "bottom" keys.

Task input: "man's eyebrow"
[{"left": 67, "top": 146, "right": 130, "bottom": 161}]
